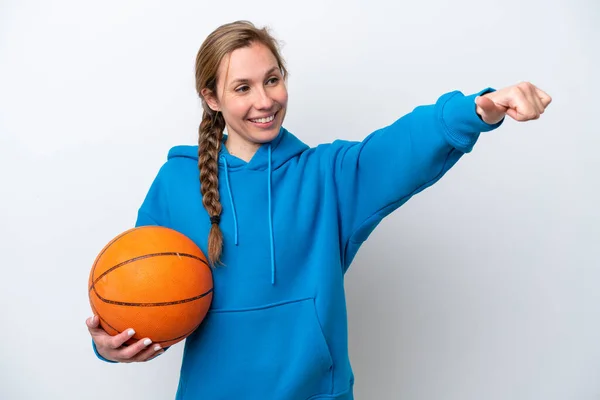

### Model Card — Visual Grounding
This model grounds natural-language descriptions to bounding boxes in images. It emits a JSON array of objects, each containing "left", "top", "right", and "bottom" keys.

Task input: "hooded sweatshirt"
[{"left": 93, "top": 88, "right": 503, "bottom": 399}]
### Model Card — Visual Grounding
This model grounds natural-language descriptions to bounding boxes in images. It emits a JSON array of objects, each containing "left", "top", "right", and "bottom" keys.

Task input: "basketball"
[{"left": 88, "top": 226, "right": 213, "bottom": 348}]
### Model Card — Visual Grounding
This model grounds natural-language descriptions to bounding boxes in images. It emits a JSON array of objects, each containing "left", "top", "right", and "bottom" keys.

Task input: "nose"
[{"left": 254, "top": 87, "right": 274, "bottom": 110}]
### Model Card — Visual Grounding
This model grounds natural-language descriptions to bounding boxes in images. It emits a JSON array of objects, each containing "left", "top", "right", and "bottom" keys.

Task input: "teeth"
[{"left": 251, "top": 114, "right": 275, "bottom": 123}]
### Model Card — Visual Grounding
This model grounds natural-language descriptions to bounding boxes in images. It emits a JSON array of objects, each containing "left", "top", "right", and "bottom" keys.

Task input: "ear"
[{"left": 201, "top": 88, "right": 220, "bottom": 112}]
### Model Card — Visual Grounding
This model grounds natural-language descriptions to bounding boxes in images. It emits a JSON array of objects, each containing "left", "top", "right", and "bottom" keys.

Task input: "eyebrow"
[{"left": 229, "top": 66, "right": 280, "bottom": 86}]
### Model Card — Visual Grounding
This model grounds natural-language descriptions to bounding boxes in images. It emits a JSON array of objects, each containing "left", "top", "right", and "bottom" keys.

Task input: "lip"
[
  {"left": 247, "top": 110, "right": 279, "bottom": 129},
  {"left": 248, "top": 111, "right": 278, "bottom": 121}
]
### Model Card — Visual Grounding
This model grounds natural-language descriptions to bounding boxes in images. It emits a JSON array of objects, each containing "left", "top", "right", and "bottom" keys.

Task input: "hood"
[{"left": 166, "top": 126, "right": 309, "bottom": 170}]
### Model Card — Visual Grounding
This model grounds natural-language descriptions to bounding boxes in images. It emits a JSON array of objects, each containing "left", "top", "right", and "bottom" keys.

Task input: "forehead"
[{"left": 219, "top": 42, "right": 279, "bottom": 84}]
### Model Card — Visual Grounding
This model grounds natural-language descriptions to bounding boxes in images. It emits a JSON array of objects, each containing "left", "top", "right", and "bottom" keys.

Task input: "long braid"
[
  {"left": 198, "top": 108, "right": 226, "bottom": 266},
  {"left": 194, "top": 20, "right": 289, "bottom": 266}
]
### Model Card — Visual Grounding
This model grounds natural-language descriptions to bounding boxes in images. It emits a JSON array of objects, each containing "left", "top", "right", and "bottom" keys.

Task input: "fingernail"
[
  {"left": 127, "top": 329, "right": 135, "bottom": 336},
  {"left": 143, "top": 339, "right": 152, "bottom": 346},
  {"left": 153, "top": 345, "right": 161, "bottom": 352},
  {"left": 91, "top": 315, "right": 97, "bottom": 324}
]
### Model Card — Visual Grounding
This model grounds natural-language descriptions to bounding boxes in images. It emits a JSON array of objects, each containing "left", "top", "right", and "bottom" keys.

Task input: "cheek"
[
  {"left": 276, "top": 87, "right": 288, "bottom": 107},
  {"left": 224, "top": 101, "right": 250, "bottom": 121}
]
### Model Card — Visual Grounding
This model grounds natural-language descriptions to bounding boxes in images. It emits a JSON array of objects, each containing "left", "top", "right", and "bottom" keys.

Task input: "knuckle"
[
  {"left": 511, "top": 86, "right": 523, "bottom": 97},
  {"left": 518, "top": 81, "right": 532, "bottom": 90}
]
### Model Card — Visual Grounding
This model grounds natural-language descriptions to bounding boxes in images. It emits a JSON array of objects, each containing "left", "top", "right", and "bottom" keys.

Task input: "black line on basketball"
[
  {"left": 90, "top": 227, "right": 141, "bottom": 286},
  {"left": 95, "top": 287, "right": 213, "bottom": 307},
  {"left": 90, "top": 297, "right": 121, "bottom": 337},
  {"left": 93, "top": 300, "right": 204, "bottom": 345},
  {"left": 88, "top": 251, "right": 209, "bottom": 292}
]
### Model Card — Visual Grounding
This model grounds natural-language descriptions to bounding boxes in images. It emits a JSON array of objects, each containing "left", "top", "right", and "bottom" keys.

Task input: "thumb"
[
  {"left": 475, "top": 95, "right": 505, "bottom": 113},
  {"left": 86, "top": 315, "right": 98, "bottom": 327},
  {"left": 475, "top": 95, "right": 507, "bottom": 124},
  {"left": 86, "top": 315, "right": 103, "bottom": 336}
]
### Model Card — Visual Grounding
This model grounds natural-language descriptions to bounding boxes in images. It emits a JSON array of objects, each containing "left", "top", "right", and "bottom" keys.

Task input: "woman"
[{"left": 86, "top": 20, "right": 551, "bottom": 400}]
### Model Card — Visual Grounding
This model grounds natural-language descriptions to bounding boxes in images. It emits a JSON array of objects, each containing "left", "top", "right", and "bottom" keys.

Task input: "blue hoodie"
[{"left": 93, "top": 88, "right": 503, "bottom": 399}]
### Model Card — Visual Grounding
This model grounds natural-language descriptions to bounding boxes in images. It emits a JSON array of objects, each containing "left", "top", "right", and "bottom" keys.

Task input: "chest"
[{"left": 166, "top": 167, "right": 339, "bottom": 309}]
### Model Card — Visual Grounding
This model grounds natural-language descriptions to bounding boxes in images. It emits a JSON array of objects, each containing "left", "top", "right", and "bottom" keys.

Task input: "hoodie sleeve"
[
  {"left": 332, "top": 88, "right": 503, "bottom": 271},
  {"left": 92, "top": 163, "right": 171, "bottom": 363}
]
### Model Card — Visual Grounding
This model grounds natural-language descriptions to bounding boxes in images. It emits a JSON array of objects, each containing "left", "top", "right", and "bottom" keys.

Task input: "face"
[{"left": 203, "top": 42, "right": 288, "bottom": 149}]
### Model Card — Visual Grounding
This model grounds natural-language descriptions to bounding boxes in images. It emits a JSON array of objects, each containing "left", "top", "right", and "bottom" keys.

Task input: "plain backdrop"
[{"left": 1, "top": 0, "right": 599, "bottom": 399}]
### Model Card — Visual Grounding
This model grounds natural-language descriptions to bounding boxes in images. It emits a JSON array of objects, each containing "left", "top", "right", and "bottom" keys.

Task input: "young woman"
[{"left": 86, "top": 20, "right": 551, "bottom": 400}]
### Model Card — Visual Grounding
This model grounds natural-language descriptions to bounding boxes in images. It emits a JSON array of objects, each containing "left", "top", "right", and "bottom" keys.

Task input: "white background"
[{"left": 1, "top": 0, "right": 598, "bottom": 399}]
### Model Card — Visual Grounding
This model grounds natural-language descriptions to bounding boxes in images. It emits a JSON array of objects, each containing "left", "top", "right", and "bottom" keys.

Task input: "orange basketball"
[{"left": 88, "top": 226, "right": 213, "bottom": 348}]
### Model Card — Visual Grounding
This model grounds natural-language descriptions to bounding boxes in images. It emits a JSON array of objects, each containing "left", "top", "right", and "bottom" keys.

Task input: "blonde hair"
[{"left": 195, "top": 20, "right": 288, "bottom": 266}]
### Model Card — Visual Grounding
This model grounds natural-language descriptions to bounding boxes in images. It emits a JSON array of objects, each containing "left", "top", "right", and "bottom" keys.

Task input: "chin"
[{"left": 252, "top": 127, "right": 281, "bottom": 143}]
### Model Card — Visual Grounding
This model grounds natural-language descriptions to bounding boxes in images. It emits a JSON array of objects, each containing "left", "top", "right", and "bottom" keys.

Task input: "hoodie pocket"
[{"left": 177, "top": 297, "right": 334, "bottom": 400}]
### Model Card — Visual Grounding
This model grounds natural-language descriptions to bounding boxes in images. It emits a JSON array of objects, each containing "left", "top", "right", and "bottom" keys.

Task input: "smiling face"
[{"left": 202, "top": 41, "right": 288, "bottom": 158}]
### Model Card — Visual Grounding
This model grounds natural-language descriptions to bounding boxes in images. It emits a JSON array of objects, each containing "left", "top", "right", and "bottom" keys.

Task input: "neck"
[{"left": 223, "top": 133, "right": 261, "bottom": 163}]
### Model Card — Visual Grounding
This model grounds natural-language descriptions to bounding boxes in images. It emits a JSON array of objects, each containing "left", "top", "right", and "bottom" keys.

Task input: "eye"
[
  {"left": 235, "top": 85, "right": 250, "bottom": 93},
  {"left": 266, "top": 77, "right": 279, "bottom": 85}
]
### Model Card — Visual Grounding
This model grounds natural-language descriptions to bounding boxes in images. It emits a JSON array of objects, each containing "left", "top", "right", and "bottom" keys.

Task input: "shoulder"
[
  {"left": 148, "top": 145, "right": 199, "bottom": 185},
  {"left": 163, "top": 145, "right": 199, "bottom": 171},
  {"left": 167, "top": 145, "right": 199, "bottom": 162}
]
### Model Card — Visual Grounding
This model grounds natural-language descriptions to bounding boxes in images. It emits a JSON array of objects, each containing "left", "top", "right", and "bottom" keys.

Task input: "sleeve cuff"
[{"left": 438, "top": 87, "right": 504, "bottom": 153}]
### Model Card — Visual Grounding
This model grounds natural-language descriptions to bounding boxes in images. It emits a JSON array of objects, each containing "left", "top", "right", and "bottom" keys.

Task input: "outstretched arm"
[{"left": 332, "top": 82, "right": 551, "bottom": 270}]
